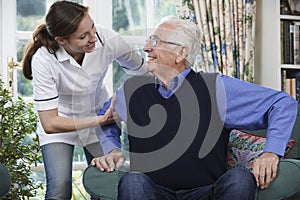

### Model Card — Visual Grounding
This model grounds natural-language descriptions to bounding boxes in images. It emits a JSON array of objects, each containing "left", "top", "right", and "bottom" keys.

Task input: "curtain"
[{"left": 176, "top": 0, "right": 256, "bottom": 82}]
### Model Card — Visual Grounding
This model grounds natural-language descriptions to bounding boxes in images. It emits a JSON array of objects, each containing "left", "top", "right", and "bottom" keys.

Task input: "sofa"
[{"left": 83, "top": 128, "right": 300, "bottom": 200}]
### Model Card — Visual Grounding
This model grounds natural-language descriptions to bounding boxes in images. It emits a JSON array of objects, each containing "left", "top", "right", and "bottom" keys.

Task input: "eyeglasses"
[{"left": 146, "top": 35, "right": 182, "bottom": 47}]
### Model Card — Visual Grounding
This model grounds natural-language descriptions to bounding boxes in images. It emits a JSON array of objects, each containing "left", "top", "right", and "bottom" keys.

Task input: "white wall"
[
  {"left": 0, "top": 0, "right": 17, "bottom": 89},
  {"left": 254, "top": 0, "right": 281, "bottom": 90},
  {"left": 0, "top": 0, "right": 3, "bottom": 78}
]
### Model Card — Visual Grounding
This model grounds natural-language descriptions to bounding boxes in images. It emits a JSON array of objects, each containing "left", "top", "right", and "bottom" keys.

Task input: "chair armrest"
[
  {"left": 0, "top": 163, "right": 10, "bottom": 197},
  {"left": 83, "top": 161, "right": 129, "bottom": 199},
  {"left": 257, "top": 159, "right": 300, "bottom": 200}
]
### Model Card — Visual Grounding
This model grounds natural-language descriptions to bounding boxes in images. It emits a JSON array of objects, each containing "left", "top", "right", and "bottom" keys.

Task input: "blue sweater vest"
[{"left": 123, "top": 71, "right": 230, "bottom": 189}]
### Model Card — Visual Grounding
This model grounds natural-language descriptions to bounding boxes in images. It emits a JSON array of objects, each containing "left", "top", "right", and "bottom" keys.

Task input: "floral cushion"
[{"left": 226, "top": 129, "right": 296, "bottom": 171}]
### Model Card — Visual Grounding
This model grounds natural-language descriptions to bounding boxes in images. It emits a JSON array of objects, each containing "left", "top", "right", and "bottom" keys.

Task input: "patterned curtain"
[{"left": 176, "top": 0, "right": 256, "bottom": 82}]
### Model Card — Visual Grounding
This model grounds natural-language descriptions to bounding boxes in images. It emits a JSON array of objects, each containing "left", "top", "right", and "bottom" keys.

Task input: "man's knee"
[
  {"left": 225, "top": 167, "right": 257, "bottom": 198},
  {"left": 214, "top": 167, "right": 257, "bottom": 199},
  {"left": 228, "top": 167, "right": 256, "bottom": 188},
  {"left": 119, "top": 172, "right": 149, "bottom": 186}
]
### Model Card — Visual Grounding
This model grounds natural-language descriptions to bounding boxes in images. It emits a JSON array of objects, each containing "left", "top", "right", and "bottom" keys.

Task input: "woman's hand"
[
  {"left": 97, "top": 95, "right": 121, "bottom": 126},
  {"left": 91, "top": 149, "right": 125, "bottom": 172}
]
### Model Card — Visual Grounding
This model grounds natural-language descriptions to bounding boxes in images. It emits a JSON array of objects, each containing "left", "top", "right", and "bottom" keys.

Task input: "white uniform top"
[{"left": 31, "top": 25, "right": 145, "bottom": 147}]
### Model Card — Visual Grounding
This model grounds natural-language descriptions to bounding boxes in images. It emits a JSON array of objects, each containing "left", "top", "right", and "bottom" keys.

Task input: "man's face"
[{"left": 143, "top": 23, "right": 183, "bottom": 75}]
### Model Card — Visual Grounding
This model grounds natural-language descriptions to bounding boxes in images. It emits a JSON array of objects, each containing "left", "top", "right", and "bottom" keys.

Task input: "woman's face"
[{"left": 56, "top": 13, "right": 98, "bottom": 58}]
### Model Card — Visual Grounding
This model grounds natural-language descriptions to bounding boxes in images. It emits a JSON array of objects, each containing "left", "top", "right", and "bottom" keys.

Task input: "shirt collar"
[
  {"left": 157, "top": 67, "right": 191, "bottom": 98},
  {"left": 55, "top": 45, "right": 71, "bottom": 62},
  {"left": 54, "top": 39, "right": 102, "bottom": 66}
]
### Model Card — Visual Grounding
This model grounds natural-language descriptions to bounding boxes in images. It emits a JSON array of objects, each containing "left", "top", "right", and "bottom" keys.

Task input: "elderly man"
[{"left": 92, "top": 16, "right": 297, "bottom": 200}]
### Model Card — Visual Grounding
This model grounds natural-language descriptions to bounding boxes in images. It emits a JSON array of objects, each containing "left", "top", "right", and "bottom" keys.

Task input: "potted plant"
[{"left": 0, "top": 80, "right": 43, "bottom": 199}]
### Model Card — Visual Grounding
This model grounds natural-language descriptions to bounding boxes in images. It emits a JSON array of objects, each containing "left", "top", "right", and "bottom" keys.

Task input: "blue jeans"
[
  {"left": 118, "top": 167, "right": 257, "bottom": 200},
  {"left": 41, "top": 142, "right": 102, "bottom": 200}
]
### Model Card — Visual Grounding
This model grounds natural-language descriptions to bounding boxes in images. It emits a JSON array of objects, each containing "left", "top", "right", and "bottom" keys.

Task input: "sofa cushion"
[{"left": 226, "top": 129, "right": 296, "bottom": 170}]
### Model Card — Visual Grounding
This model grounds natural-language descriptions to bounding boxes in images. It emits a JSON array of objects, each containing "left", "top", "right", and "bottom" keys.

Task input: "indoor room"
[{"left": 1, "top": 0, "right": 300, "bottom": 199}]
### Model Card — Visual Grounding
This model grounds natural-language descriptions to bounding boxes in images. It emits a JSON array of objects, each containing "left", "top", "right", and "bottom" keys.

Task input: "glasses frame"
[{"left": 146, "top": 35, "right": 182, "bottom": 47}]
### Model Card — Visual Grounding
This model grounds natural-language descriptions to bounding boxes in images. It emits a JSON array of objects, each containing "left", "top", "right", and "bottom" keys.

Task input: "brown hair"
[{"left": 22, "top": 1, "right": 88, "bottom": 80}]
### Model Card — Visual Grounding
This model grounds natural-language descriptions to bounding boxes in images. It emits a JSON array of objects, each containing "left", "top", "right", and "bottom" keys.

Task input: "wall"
[
  {"left": 0, "top": 1, "right": 17, "bottom": 89},
  {"left": 0, "top": 0, "right": 3, "bottom": 77},
  {"left": 254, "top": 0, "right": 281, "bottom": 90}
]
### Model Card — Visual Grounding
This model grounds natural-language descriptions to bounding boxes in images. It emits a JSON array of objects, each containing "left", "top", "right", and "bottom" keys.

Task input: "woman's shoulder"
[
  {"left": 31, "top": 46, "right": 58, "bottom": 69},
  {"left": 33, "top": 46, "right": 53, "bottom": 59}
]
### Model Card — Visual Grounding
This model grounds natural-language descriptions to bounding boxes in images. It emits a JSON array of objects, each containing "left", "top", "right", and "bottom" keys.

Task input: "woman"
[{"left": 21, "top": 1, "right": 145, "bottom": 199}]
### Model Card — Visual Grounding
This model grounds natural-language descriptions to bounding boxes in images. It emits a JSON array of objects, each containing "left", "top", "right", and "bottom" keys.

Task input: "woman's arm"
[
  {"left": 38, "top": 100, "right": 116, "bottom": 134},
  {"left": 100, "top": 26, "right": 146, "bottom": 74}
]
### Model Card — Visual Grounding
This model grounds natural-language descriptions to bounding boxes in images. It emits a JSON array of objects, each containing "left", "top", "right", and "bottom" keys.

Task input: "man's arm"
[
  {"left": 219, "top": 74, "right": 298, "bottom": 156},
  {"left": 96, "top": 98, "right": 122, "bottom": 155},
  {"left": 93, "top": 88, "right": 128, "bottom": 171},
  {"left": 218, "top": 74, "right": 298, "bottom": 189}
]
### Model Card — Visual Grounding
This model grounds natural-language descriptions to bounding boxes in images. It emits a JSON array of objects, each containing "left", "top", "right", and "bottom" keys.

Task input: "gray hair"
[{"left": 157, "top": 16, "right": 202, "bottom": 67}]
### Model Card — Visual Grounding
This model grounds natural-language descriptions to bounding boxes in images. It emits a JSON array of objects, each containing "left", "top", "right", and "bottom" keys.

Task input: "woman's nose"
[{"left": 89, "top": 33, "right": 97, "bottom": 43}]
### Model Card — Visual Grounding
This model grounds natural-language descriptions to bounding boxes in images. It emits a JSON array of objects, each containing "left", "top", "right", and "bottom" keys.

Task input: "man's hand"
[
  {"left": 91, "top": 149, "right": 125, "bottom": 172},
  {"left": 252, "top": 152, "right": 279, "bottom": 189}
]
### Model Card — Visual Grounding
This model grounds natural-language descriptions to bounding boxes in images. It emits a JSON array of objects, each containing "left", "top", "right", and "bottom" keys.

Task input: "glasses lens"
[{"left": 150, "top": 36, "right": 157, "bottom": 47}]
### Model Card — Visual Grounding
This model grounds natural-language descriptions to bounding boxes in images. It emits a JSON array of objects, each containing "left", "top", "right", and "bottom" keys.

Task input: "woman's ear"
[
  {"left": 55, "top": 36, "right": 66, "bottom": 45},
  {"left": 175, "top": 46, "right": 188, "bottom": 64}
]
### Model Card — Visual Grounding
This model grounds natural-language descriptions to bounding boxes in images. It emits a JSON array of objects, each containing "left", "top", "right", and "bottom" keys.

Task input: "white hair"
[{"left": 157, "top": 16, "right": 202, "bottom": 67}]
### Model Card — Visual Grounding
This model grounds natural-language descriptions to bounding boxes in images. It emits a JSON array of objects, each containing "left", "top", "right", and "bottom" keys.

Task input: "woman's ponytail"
[
  {"left": 22, "top": 23, "right": 58, "bottom": 80},
  {"left": 22, "top": 1, "right": 88, "bottom": 80}
]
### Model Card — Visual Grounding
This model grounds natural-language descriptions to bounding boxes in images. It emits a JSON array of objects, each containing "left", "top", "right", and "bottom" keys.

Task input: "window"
[
  {"left": 112, "top": 0, "right": 176, "bottom": 88},
  {"left": 2, "top": 0, "right": 176, "bottom": 96},
  {"left": 0, "top": 0, "right": 176, "bottom": 198}
]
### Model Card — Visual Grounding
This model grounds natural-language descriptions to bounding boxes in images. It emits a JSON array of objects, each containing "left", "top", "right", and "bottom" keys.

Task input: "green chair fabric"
[
  {"left": 83, "top": 165, "right": 126, "bottom": 200},
  {"left": 83, "top": 159, "right": 300, "bottom": 200},
  {"left": 0, "top": 162, "right": 10, "bottom": 197},
  {"left": 257, "top": 159, "right": 300, "bottom": 200}
]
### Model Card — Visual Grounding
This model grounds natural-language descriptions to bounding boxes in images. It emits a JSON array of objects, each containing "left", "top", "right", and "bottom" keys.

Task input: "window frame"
[
  {"left": 1, "top": 0, "right": 17, "bottom": 93},
  {"left": 0, "top": 0, "right": 156, "bottom": 97},
  {"left": 0, "top": 0, "right": 174, "bottom": 197}
]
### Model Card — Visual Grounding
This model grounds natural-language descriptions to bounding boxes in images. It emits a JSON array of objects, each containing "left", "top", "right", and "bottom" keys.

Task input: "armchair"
[
  {"left": 0, "top": 162, "right": 10, "bottom": 197},
  {"left": 83, "top": 129, "right": 300, "bottom": 200}
]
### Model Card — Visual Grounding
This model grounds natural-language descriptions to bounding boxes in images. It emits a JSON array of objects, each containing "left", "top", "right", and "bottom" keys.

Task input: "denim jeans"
[
  {"left": 118, "top": 167, "right": 257, "bottom": 200},
  {"left": 41, "top": 142, "right": 103, "bottom": 200}
]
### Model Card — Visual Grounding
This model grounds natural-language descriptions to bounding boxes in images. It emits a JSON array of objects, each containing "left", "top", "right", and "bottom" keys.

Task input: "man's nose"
[{"left": 143, "top": 42, "right": 152, "bottom": 52}]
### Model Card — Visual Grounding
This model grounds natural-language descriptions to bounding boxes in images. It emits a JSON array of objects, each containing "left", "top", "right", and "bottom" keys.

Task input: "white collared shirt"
[{"left": 31, "top": 25, "right": 145, "bottom": 146}]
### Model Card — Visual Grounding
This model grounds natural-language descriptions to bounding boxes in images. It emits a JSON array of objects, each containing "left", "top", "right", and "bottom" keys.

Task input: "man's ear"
[
  {"left": 55, "top": 37, "right": 66, "bottom": 45},
  {"left": 176, "top": 46, "right": 188, "bottom": 64}
]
